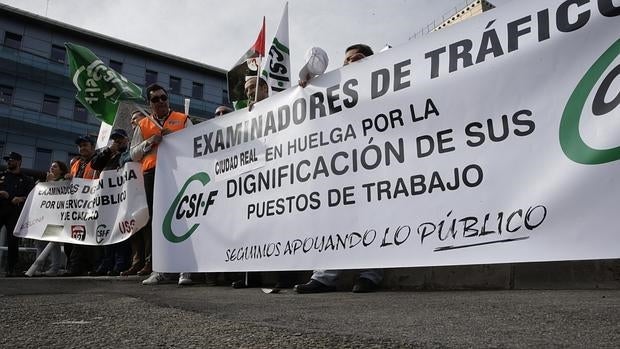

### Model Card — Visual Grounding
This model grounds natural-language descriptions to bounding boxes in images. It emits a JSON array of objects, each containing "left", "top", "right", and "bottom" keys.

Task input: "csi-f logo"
[
  {"left": 96, "top": 224, "right": 110, "bottom": 244},
  {"left": 560, "top": 39, "right": 620, "bottom": 164},
  {"left": 71, "top": 225, "right": 86, "bottom": 241},
  {"left": 163, "top": 172, "right": 218, "bottom": 243}
]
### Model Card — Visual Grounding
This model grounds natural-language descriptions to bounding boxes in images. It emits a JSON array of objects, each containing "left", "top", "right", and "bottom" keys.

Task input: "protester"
[
  {"left": 230, "top": 77, "right": 269, "bottom": 288},
  {"left": 230, "top": 78, "right": 297, "bottom": 289},
  {"left": 214, "top": 105, "right": 233, "bottom": 117},
  {"left": 244, "top": 76, "right": 269, "bottom": 111},
  {"left": 130, "top": 109, "right": 146, "bottom": 128},
  {"left": 130, "top": 83, "right": 193, "bottom": 286},
  {"left": 63, "top": 135, "right": 99, "bottom": 276},
  {"left": 33, "top": 160, "right": 69, "bottom": 276},
  {"left": 294, "top": 44, "right": 384, "bottom": 293},
  {"left": 120, "top": 110, "right": 147, "bottom": 276},
  {"left": 88, "top": 129, "right": 131, "bottom": 276},
  {"left": 205, "top": 105, "right": 232, "bottom": 286},
  {"left": 342, "top": 43, "right": 374, "bottom": 66},
  {"left": 0, "top": 152, "right": 35, "bottom": 277}
]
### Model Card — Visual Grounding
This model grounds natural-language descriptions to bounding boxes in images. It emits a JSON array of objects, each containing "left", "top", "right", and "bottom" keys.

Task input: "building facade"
[
  {"left": 409, "top": 0, "right": 495, "bottom": 40},
  {"left": 0, "top": 4, "right": 228, "bottom": 171},
  {"left": 432, "top": 0, "right": 495, "bottom": 32}
]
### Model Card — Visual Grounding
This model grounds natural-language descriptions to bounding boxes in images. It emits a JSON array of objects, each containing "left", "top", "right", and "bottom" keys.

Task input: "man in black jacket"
[
  {"left": 88, "top": 129, "right": 131, "bottom": 275},
  {"left": 0, "top": 152, "right": 34, "bottom": 277}
]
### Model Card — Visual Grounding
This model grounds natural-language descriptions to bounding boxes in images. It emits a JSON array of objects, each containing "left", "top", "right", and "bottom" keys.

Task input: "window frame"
[
  {"left": 145, "top": 69, "right": 158, "bottom": 86},
  {"left": 42, "top": 94, "right": 60, "bottom": 116},
  {"left": 192, "top": 81, "right": 204, "bottom": 99},
  {"left": 50, "top": 44, "right": 66, "bottom": 64},
  {"left": 109, "top": 59, "right": 123, "bottom": 73},
  {"left": 169, "top": 76, "right": 181, "bottom": 94},
  {"left": 0, "top": 85, "right": 14, "bottom": 105},
  {"left": 3, "top": 31, "right": 22, "bottom": 49},
  {"left": 73, "top": 100, "right": 88, "bottom": 122},
  {"left": 34, "top": 148, "right": 52, "bottom": 172}
]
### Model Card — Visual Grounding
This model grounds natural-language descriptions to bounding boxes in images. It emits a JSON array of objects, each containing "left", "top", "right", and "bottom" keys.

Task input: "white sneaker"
[
  {"left": 44, "top": 269, "right": 60, "bottom": 277},
  {"left": 178, "top": 272, "right": 193, "bottom": 286},
  {"left": 142, "top": 272, "right": 174, "bottom": 285}
]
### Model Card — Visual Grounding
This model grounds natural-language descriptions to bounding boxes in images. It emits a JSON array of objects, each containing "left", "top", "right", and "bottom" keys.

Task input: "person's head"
[
  {"left": 130, "top": 110, "right": 146, "bottom": 128},
  {"left": 3, "top": 152, "right": 22, "bottom": 171},
  {"left": 49, "top": 160, "right": 69, "bottom": 179},
  {"left": 74, "top": 135, "right": 96, "bottom": 159},
  {"left": 244, "top": 77, "right": 269, "bottom": 103},
  {"left": 110, "top": 128, "right": 129, "bottom": 151},
  {"left": 343, "top": 44, "right": 374, "bottom": 66},
  {"left": 146, "top": 83, "right": 170, "bottom": 118},
  {"left": 214, "top": 105, "right": 233, "bottom": 117}
]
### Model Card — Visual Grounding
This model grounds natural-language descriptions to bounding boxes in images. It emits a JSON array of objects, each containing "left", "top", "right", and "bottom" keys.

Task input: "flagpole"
[
  {"left": 253, "top": 16, "right": 266, "bottom": 106},
  {"left": 254, "top": 56, "right": 262, "bottom": 104},
  {"left": 133, "top": 103, "right": 163, "bottom": 131}
]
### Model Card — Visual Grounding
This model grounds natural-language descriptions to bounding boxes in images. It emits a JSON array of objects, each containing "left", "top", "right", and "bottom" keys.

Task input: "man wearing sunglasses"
[{"left": 129, "top": 83, "right": 193, "bottom": 286}]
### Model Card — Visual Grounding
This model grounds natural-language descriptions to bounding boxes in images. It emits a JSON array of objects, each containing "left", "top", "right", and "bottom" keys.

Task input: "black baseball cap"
[
  {"left": 75, "top": 135, "right": 95, "bottom": 145},
  {"left": 3, "top": 151, "right": 22, "bottom": 161},
  {"left": 110, "top": 129, "right": 128, "bottom": 140}
]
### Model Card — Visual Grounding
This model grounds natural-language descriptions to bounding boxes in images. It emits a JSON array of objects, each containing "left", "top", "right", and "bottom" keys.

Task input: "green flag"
[{"left": 66, "top": 42, "right": 142, "bottom": 125}]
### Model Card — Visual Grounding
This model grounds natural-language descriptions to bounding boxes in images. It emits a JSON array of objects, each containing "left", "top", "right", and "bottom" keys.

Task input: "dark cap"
[
  {"left": 110, "top": 128, "right": 128, "bottom": 140},
  {"left": 3, "top": 151, "right": 22, "bottom": 161},
  {"left": 75, "top": 135, "right": 95, "bottom": 145}
]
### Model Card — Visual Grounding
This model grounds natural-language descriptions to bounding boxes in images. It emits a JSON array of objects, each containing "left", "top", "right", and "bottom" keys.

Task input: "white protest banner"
[
  {"left": 14, "top": 162, "right": 148, "bottom": 245},
  {"left": 153, "top": 0, "right": 620, "bottom": 272}
]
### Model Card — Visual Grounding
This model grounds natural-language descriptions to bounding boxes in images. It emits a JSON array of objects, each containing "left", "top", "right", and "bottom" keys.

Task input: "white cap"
[{"left": 299, "top": 47, "right": 329, "bottom": 81}]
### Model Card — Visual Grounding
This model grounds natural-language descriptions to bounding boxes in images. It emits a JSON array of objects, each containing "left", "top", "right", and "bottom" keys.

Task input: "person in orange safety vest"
[{"left": 129, "top": 83, "right": 193, "bottom": 286}]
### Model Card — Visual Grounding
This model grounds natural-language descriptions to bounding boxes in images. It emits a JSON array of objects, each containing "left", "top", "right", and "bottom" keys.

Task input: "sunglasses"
[{"left": 150, "top": 95, "right": 168, "bottom": 103}]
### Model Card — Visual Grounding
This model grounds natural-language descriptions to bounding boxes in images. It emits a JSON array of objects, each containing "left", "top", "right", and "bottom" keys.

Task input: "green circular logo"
[
  {"left": 163, "top": 172, "right": 211, "bottom": 243},
  {"left": 560, "top": 39, "right": 620, "bottom": 164}
]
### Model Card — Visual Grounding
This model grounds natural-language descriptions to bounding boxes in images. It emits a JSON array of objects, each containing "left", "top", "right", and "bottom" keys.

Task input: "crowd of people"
[{"left": 1, "top": 44, "right": 383, "bottom": 293}]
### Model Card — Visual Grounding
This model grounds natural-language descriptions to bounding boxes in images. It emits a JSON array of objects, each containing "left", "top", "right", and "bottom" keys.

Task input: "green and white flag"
[
  {"left": 66, "top": 42, "right": 142, "bottom": 125},
  {"left": 260, "top": 2, "right": 290, "bottom": 95}
]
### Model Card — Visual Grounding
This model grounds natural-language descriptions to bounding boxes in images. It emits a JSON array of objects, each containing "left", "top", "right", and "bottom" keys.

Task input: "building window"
[
  {"left": 109, "top": 59, "right": 123, "bottom": 73},
  {"left": 3, "top": 32, "right": 22, "bottom": 49},
  {"left": 169, "top": 76, "right": 181, "bottom": 94},
  {"left": 192, "top": 82, "right": 203, "bottom": 99},
  {"left": 50, "top": 45, "right": 66, "bottom": 63},
  {"left": 34, "top": 148, "right": 52, "bottom": 171},
  {"left": 0, "top": 85, "right": 13, "bottom": 104},
  {"left": 74, "top": 101, "right": 88, "bottom": 122},
  {"left": 145, "top": 70, "right": 158, "bottom": 86},
  {"left": 42, "top": 95, "right": 60, "bottom": 115}
]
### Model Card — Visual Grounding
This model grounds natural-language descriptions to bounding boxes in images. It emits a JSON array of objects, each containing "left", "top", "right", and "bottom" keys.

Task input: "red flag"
[
  {"left": 252, "top": 17, "right": 266, "bottom": 57},
  {"left": 232, "top": 17, "right": 266, "bottom": 67}
]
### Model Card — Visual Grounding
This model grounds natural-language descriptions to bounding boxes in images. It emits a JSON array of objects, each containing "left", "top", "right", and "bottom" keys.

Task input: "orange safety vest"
[
  {"left": 70, "top": 158, "right": 97, "bottom": 179},
  {"left": 139, "top": 111, "right": 187, "bottom": 172}
]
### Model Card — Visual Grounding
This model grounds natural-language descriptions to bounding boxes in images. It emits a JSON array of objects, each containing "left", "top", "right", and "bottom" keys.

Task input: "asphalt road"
[{"left": 1, "top": 276, "right": 619, "bottom": 348}]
